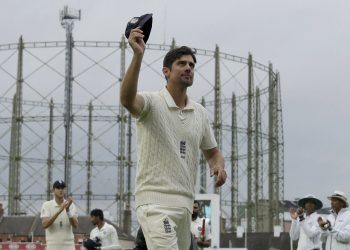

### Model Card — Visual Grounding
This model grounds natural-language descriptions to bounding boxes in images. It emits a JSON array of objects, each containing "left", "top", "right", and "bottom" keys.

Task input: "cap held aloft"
[{"left": 125, "top": 13, "right": 153, "bottom": 43}]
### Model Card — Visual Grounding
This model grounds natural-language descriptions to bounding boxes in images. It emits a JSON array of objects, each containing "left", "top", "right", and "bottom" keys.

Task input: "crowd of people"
[{"left": 289, "top": 191, "right": 350, "bottom": 250}]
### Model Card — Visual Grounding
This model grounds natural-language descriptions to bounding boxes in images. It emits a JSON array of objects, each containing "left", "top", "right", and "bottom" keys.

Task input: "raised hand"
[
  {"left": 296, "top": 207, "right": 304, "bottom": 216},
  {"left": 289, "top": 208, "right": 298, "bottom": 220},
  {"left": 64, "top": 196, "right": 73, "bottom": 210},
  {"left": 128, "top": 27, "right": 145, "bottom": 55},
  {"left": 318, "top": 216, "right": 324, "bottom": 225},
  {"left": 213, "top": 167, "right": 227, "bottom": 187},
  {"left": 318, "top": 216, "right": 329, "bottom": 229}
]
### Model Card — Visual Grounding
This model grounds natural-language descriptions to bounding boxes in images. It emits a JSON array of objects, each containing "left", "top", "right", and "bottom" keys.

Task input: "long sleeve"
[
  {"left": 332, "top": 220, "right": 350, "bottom": 244},
  {"left": 100, "top": 226, "right": 121, "bottom": 250},
  {"left": 299, "top": 213, "right": 321, "bottom": 238},
  {"left": 289, "top": 219, "right": 300, "bottom": 241},
  {"left": 323, "top": 209, "right": 350, "bottom": 249},
  {"left": 320, "top": 228, "right": 329, "bottom": 243}
]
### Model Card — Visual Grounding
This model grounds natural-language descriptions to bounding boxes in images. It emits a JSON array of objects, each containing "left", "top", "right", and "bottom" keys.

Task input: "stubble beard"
[{"left": 180, "top": 77, "right": 193, "bottom": 88}]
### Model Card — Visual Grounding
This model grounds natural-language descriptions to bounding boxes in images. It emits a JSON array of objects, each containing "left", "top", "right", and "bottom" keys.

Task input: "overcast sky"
[{"left": 1, "top": 0, "right": 350, "bottom": 206}]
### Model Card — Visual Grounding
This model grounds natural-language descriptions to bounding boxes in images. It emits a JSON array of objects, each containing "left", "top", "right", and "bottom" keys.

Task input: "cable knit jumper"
[{"left": 135, "top": 88, "right": 217, "bottom": 212}]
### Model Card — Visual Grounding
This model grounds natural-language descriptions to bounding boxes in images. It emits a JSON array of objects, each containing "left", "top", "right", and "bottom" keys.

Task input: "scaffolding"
[{"left": 0, "top": 9, "right": 284, "bottom": 235}]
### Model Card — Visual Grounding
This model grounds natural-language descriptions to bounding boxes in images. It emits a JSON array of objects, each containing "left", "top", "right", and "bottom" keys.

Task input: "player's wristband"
[{"left": 66, "top": 211, "right": 73, "bottom": 218}]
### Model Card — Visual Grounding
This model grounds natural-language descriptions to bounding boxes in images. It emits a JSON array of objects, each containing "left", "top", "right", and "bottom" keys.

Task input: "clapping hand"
[
  {"left": 289, "top": 208, "right": 298, "bottom": 220},
  {"left": 64, "top": 196, "right": 73, "bottom": 211},
  {"left": 296, "top": 207, "right": 304, "bottom": 216},
  {"left": 318, "top": 217, "right": 331, "bottom": 230}
]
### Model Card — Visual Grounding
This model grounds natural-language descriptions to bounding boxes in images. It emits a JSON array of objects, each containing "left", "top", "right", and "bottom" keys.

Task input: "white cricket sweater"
[{"left": 135, "top": 87, "right": 217, "bottom": 212}]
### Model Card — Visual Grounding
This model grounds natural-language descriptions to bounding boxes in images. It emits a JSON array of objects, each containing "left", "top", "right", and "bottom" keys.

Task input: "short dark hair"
[
  {"left": 193, "top": 200, "right": 200, "bottom": 207},
  {"left": 163, "top": 46, "right": 197, "bottom": 69},
  {"left": 90, "top": 208, "right": 104, "bottom": 220}
]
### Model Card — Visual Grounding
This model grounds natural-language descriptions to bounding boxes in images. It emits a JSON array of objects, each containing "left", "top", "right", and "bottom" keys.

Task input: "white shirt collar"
[
  {"left": 53, "top": 198, "right": 66, "bottom": 207},
  {"left": 161, "top": 87, "right": 195, "bottom": 111}
]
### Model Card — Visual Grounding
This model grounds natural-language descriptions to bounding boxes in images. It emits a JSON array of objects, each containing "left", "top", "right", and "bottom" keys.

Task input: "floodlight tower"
[{"left": 60, "top": 6, "right": 81, "bottom": 195}]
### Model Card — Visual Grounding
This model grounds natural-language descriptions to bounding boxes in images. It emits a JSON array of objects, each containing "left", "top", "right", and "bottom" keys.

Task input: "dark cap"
[
  {"left": 125, "top": 13, "right": 153, "bottom": 43},
  {"left": 53, "top": 180, "right": 66, "bottom": 189}
]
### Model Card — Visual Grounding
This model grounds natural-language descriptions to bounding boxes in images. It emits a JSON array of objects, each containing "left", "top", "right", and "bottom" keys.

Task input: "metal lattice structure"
[{"left": 0, "top": 10, "right": 284, "bottom": 235}]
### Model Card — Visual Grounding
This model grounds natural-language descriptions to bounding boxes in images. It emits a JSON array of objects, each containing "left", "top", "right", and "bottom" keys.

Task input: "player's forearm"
[
  {"left": 207, "top": 150, "right": 225, "bottom": 170},
  {"left": 42, "top": 209, "right": 63, "bottom": 228},
  {"left": 65, "top": 206, "right": 78, "bottom": 228},
  {"left": 42, "top": 218, "right": 54, "bottom": 229},
  {"left": 68, "top": 216, "right": 78, "bottom": 228},
  {"left": 120, "top": 53, "right": 143, "bottom": 109}
]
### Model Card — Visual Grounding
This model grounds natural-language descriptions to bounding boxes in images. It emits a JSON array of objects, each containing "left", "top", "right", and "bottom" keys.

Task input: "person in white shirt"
[
  {"left": 191, "top": 200, "right": 211, "bottom": 249},
  {"left": 88, "top": 208, "right": 121, "bottom": 250},
  {"left": 40, "top": 180, "right": 78, "bottom": 250},
  {"left": 318, "top": 190, "right": 350, "bottom": 250},
  {"left": 289, "top": 194, "right": 323, "bottom": 250},
  {"left": 121, "top": 24, "right": 227, "bottom": 250}
]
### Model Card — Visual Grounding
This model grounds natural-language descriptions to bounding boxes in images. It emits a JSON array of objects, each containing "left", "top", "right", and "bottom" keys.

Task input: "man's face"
[
  {"left": 192, "top": 202, "right": 200, "bottom": 220},
  {"left": 53, "top": 187, "right": 65, "bottom": 199},
  {"left": 304, "top": 201, "right": 316, "bottom": 214},
  {"left": 163, "top": 55, "right": 195, "bottom": 87},
  {"left": 331, "top": 197, "right": 345, "bottom": 211},
  {"left": 90, "top": 215, "right": 98, "bottom": 226}
]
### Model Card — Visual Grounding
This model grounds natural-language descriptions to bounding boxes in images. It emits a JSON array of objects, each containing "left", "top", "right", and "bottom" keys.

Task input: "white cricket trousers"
[{"left": 136, "top": 204, "right": 191, "bottom": 250}]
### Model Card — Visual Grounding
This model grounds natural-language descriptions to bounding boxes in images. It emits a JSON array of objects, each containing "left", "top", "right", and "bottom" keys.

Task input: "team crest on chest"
[{"left": 180, "top": 140, "right": 186, "bottom": 159}]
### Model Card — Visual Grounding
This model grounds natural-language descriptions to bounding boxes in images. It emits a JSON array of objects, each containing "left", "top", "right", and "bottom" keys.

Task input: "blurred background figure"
[
  {"left": 88, "top": 208, "right": 121, "bottom": 250},
  {"left": 289, "top": 194, "right": 322, "bottom": 250},
  {"left": 318, "top": 191, "right": 350, "bottom": 250},
  {"left": 191, "top": 200, "right": 211, "bottom": 250}
]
